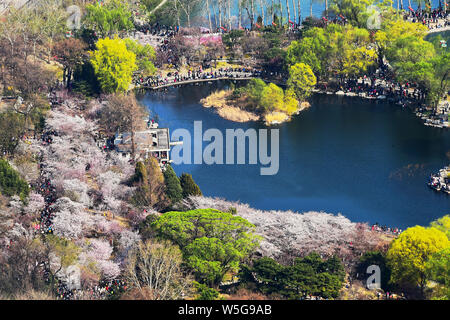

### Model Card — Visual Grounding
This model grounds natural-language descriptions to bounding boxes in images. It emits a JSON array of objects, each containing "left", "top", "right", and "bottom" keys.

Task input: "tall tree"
[
  {"left": 287, "top": 63, "right": 317, "bottom": 100},
  {"left": 132, "top": 158, "right": 168, "bottom": 209},
  {"left": 286, "top": 0, "right": 291, "bottom": 25},
  {"left": 82, "top": 0, "right": 133, "bottom": 38},
  {"left": 180, "top": 173, "right": 202, "bottom": 197},
  {"left": 206, "top": 0, "right": 213, "bottom": 31},
  {"left": 151, "top": 209, "right": 260, "bottom": 287},
  {"left": 279, "top": 0, "right": 284, "bottom": 25},
  {"left": 387, "top": 226, "right": 449, "bottom": 295},
  {"left": 124, "top": 239, "right": 192, "bottom": 299},
  {"left": 90, "top": 37, "right": 137, "bottom": 93},
  {"left": 177, "top": 0, "right": 204, "bottom": 27},
  {"left": 163, "top": 165, "right": 183, "bottom": 204},
  {"left": 100, "top": 93, "right": 148, "bottom": 159},
  {"left": 53, "top": 38, "right": 88, "bottom": 89}
]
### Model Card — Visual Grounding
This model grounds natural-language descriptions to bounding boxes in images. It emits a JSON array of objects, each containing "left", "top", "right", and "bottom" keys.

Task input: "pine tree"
[
  {"left": 180, "top": 173, "right": 202, "bottom": 198},
  {"left": 131, "top": 158, "right": 168, "bottom": 209},
  {"left": 0, "top": 159, "right": 29, "bottom": 200},
  {"left": 163, "top": 165, "right": 183, "bottom": 204}
]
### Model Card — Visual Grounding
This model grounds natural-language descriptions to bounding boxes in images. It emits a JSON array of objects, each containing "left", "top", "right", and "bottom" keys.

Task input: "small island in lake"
[{"left": 201, "top": 66, "right": 315, "bottom": 125}]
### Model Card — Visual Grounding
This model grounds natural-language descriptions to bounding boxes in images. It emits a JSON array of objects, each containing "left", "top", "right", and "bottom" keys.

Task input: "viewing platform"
[{"left": 113, "top": 118, "right": 182, "bottom": 166}]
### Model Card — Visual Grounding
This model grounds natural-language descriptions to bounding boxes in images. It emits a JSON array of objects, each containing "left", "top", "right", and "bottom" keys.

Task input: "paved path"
[
  {"left": 427, "top": 25, "right": 450, "bottom": 34},
  {"left": 141, "top": 76, "right": 255, "bottom": 89}
]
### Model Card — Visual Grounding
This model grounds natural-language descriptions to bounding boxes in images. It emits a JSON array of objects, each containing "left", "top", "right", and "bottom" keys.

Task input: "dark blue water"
[{"left": 137, "top": 81, "right": 450, "bottom": 229}]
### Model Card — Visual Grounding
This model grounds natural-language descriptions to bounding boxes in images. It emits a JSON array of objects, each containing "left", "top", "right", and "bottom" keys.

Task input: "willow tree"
[{"left": 90, "top": 37, "right": 137, "bottom": 93}]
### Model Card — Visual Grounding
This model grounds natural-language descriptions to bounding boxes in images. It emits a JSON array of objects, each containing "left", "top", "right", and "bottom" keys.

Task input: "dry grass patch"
[
  {"left": 201, "top": 90, "right": 259, "bottom": 122},
  {"left": 263, "top": 111, "right": 289, "bottom": 125}
]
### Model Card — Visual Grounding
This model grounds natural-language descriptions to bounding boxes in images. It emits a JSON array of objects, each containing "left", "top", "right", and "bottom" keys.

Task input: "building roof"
[{"left": 115, "top": 128, "right": 171, "bottom": 154}]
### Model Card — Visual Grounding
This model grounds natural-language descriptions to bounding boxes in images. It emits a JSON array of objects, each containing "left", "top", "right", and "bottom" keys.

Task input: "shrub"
[{"left": 0, "top": 159, "right": 29, "bottom": 200}]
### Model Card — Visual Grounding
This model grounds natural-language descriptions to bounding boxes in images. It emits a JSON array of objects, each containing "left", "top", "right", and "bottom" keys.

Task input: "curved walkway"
[
  {"left": 426, "top": 25, "right": 450, "bottom": 34},
  {"left": 141, "top": 75, "right": 256, "bottom": 90}
]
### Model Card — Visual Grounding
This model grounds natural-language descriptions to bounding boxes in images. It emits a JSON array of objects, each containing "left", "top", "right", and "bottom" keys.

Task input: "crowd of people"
[
  {"left": 428, "top": 166, "right": 450, "bottom": 194},
  {"left": 135, "top": 67, "right": 260, "bottom": 88},
  {"left": 316, "top": 65, "right": 428, "bottom": 106},
  {"left": 416, "top": 100, "right": 450, "bottom": 128},
  {"left": 29, "top": 94, "right": 128, "bottom": 300},
  {"left": 406, "top": 7, "right": 450, "bottom": 31},
  {"left": 370, "top": 223, "right": 403, "bottom": 236}
]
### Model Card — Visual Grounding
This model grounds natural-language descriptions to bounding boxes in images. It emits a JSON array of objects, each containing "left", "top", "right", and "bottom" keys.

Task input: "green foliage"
[
  {"left": 141, "top": 0, "right": 171, "bottom": 23},
  {"left": 45, "top": 235, "right": 80, "bottom": 269},
  {"left": 286, "top": 31, "right": 327, "bottom": 77},
  {"left": 371, "top": 17, "right": 450, "bottom": 106},
  {"left": 238, "top": 79, "right": 300, "bottom": 115},
  {"left": 72, "top": 61, "right": 102, "bottom": 96},
  {"left": 425, "top": 248, "right": 450, "bottom": 300},
  {"left": 0, "top": 111, "right": 25, "bottom": 155},
  {"left": 138, "top": 214, "right": 160, "bottom": 240},
  {"left": 242, "top": 253, "right": 345, "bottom": 299},
  {"left": 286, "top": 24, "right": 377, "bottom": 80},
  {"left": 430, "top": 215, "right": 450, "bottom": 240},
  {"left": 131, "top": 158, "right": 167, "bottom": 210},
  {"left": 241, "top": 79, "right": 267, "bottom": 108},
  {"left": 0, "top": 158, "right": 29, "bottom": 200},
  {"left": 193, "top": 281, "right": 221, "bottom": 300},
  {"left": 383, "top": 27, "right": 450, "bottom": 106},
  {"left": 185, "top": 237, "right": 243, "bottom": 285},
  {"left": 386, "top": 226, "right": 450, "bottom": 292},
  {"left": 83, "top": 0, "right": 133, "bottom": 38},
  {"left": 375, "top": 18, "right": 428, "bottom": 54},
  {"left": 90, "top": 37, "right": 137, "bottom": 93},
  {"left": 329, "top": 0, "right": 379, "bottom": 28},
  {"left": 386, "top": 36, "right": 436, "bottom": 67},
  {"left": 124, "top": 39, "right": 157, "bottom": 77},
  {"left": 163, "top": 165, "right": 183, "bottom": 204},
  {"left": 356, "top": 251, "right": 391, "bottom": 290},
  {"left": 151, "top": 209, "right": 259, "bottom": 249},
  {"left": 222, "top": 30, "right": 245, "bottom": 51},
  {"left": 133, "top": 161, "right": 148, "bottom": 184},
  {"left": 263, "top": 47, "right": 286, "bottom": 71},
  {"left": 260, "top": 83, "right": 285, "bottom": 111},
  {"left": 287, "top": 63, "right": 317, "bottom": 100},
  {"left": 151, "top": 209, "right": 260, "bottom": 286},
  {"left": 179, "top": 173, "right": 202, "bottom": 198}
]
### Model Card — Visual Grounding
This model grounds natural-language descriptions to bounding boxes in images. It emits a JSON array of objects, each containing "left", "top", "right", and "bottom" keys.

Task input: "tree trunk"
[
  {"left": 219, "top": 0, "right": 222, "bottom": 28},
  {"left": 292, "top": 0, "right": 297, "bottom": 24},
  {"left": 279, "top": 0, "right": 283, "bottom": 25},
  {"left": 297, "top": 0, "right": 301, "bottom": 24},
  {"left": 245, "top": 7, "right": 255, "bottom": 28},
  {"left": 271, "top": 0, "right": 275, "bottom": 23},
  {"left": 238, "top": 0, "right": 242, "bottom": 29},
  {"left": 228, "top": 0, "right": 232, "bottom": 30},
  {"left": 286, "top": 0, "right": 291, "bottom": 26},
  {"left": 206, "top": 0, "right": 213, "bottom": 31},
  {"left": 131, "top": 125, "right": 136, "bottom": 161},
  {"left": 259, "top": 0, "right": 265, "bottom": 25},
  {"left": 251, "top": 0, "right": 255, "bottom": 26},
  {"left": 212, "top": 0, "right": 218, "bottom": 29},
  {"left": 174, "top": 0, "right": 181, "bottom": 27},
  {"left": 310, "top": 0, "right": 313, "bottom": 17}
]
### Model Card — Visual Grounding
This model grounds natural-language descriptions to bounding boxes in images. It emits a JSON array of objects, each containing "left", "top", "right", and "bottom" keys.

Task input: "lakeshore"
[
  {"left": 0, "top": 0, "right": 449, "bottom": 301},
  {"left": 138, "top": 83, "right": 450, "bottom": 229}
]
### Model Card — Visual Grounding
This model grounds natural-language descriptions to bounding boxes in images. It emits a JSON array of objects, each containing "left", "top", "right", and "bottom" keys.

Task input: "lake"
[{"left": 137, "top": 80, "right": 449, "bottom": 229}]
